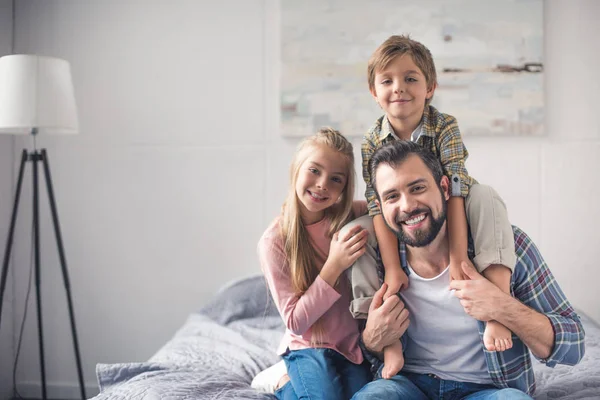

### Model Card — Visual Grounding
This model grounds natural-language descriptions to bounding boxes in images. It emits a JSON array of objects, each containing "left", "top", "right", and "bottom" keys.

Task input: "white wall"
[
  {"left": 0, "top": 1, "right": 14, "bottom": 399},
  {"left": 7, "top": 0, "right": 600, "bottom": 398}
]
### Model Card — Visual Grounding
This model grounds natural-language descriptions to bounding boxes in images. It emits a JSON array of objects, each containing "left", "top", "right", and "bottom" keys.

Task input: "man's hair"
[
  {"left": 368, "top": 35, "right": 437, "bottom": 103},
  {"left": 369, "top": 140, "right": 444, "bottom": 194}
]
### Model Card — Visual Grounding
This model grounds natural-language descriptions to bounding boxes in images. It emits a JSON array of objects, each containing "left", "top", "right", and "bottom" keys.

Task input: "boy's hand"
[
  {"left": 449, "top": 258, "right": 475, "bottom": 281},
  {"left": 383, "top": 267, "right": 409, "bottom": 300}
]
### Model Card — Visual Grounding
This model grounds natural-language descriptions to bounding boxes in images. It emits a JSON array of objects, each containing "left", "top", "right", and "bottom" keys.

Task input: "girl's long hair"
[{"left": 280, "top": 127, "right": 356, "bottom": 344}]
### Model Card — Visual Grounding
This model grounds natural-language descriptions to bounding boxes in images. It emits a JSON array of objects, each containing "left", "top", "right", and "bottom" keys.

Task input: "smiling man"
[{"left": 350, "top": 140, "right": 585, "bottom": 399}]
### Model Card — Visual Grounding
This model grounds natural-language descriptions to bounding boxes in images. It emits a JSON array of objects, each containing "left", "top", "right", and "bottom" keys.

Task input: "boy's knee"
[
  {"left": 340, "top": 215, "right": 376, "bottom": 244},
  {"left": 468, "top": 184, "right": 506, "bottom": 208},
  {"left": 340, "top": 215, "right": 372, "bottom": 233}
]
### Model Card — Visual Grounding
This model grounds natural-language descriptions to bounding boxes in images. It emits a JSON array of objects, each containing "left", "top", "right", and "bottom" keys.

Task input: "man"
[{"left": 353, "top": 140, "right": 585, "bottom": 399}]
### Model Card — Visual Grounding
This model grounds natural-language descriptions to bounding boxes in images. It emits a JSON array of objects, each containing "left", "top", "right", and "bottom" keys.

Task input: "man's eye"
[
  {"left": 412, "top": 185, "right": 425, "bottom": 192},
  {"left": 386, "top": 194, "right": 398, "bottom": 201}
]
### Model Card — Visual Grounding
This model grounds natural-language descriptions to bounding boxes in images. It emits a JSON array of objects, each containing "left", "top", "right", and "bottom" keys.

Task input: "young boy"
[{"left": 349, "top": 35, "right": 517, "bottom": 379}]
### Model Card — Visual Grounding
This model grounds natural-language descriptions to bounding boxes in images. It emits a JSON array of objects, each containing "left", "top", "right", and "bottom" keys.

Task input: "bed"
[{"left": 92, "top": 275, "right": 600, "bottom": 400}]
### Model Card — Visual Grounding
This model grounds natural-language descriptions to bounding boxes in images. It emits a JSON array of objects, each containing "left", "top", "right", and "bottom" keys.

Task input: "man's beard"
[{"left": 388, "top": 189, "right": 447, "bottom": 247}]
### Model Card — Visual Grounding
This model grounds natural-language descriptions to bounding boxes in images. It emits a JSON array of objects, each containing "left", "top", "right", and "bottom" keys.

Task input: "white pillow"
[{"left": 251, "top": 360, "right": 287, "bottom": 393}]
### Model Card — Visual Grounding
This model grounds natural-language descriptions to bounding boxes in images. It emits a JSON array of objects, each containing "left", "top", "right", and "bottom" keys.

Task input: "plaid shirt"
[
  {"left": 362, "top": 105, "right": 476, "bottom": 216},
  {"left": 361, "top": 226, "right": 586, "bottom": 396}
]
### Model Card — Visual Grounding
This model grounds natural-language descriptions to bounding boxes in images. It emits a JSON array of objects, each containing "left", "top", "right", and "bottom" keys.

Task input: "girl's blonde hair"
[{"left": 280, "top": 127, "right": 356, "bottom": 344}]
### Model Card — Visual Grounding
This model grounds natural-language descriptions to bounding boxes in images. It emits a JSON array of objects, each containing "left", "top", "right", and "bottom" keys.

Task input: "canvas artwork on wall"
[{"left": 280, "top": 0, "right": 544, "bottom": 137}]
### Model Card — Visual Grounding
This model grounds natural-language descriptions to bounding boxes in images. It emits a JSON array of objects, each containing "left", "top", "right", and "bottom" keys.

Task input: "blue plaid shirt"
[{"left": 361, "top": 226, "right": 585, "bottom": 396}]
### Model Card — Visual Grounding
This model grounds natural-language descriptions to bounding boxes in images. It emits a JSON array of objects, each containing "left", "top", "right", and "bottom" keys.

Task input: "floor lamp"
[{"left": 0, "top": 55, "right": 86, "bottom": 400}]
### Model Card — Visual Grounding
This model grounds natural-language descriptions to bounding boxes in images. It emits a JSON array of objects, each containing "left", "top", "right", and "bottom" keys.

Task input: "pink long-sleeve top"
[{"left": 257, "top": 201, "right": 367, "bottom": 364}]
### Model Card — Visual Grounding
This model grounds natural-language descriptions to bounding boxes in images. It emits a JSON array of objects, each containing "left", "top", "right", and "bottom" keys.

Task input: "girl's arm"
[
  {"left": 258, "top": 233, "right": 340, "bottom": 336},
  {"left": 258, "top": 224, "right": 367, "bottom": 336}
]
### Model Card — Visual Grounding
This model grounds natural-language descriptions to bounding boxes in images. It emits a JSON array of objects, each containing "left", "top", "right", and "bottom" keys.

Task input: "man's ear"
[
  {"left": 375, "top": 198, "right": 380, "bottom": 208},
  {"left": 439, "top": 175, "right": 451, "bottom": 200}
]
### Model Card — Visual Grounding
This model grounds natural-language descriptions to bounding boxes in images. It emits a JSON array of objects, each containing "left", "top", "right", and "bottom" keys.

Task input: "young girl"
[{"left": 258, "top": 128, "right": 372, "bottom": 400}]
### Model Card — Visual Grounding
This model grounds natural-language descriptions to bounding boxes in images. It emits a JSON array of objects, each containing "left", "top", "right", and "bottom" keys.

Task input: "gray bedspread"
[{"left": 93, "top": 275, "right": 600, "bottom": 399}]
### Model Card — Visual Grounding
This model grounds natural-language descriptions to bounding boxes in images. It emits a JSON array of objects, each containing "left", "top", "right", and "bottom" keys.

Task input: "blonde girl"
[{"left": 258, "top": 128, "right": 371, "bottom": 400}]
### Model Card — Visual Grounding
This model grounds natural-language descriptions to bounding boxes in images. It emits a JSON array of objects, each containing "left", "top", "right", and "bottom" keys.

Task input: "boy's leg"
[
  {"left": 341, "top": 215, "right": 381, "bottom": 319},
  {"left": 283, "top": 348, "right": 344, "bottom": 400},
  {"left": 465, "top": 184, "right": 516, "bottom": 351},
  {"left": 465, "top": 184, "right": 516, "bottom": 273},
  {"left": 382, "top": 341, "right": 404, "bottom": 379}
]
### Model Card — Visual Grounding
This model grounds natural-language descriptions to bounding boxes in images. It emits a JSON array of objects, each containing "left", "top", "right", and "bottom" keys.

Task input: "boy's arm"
[
  {"left": 362, "top": 136, "right": 407, "bottom": 295},
  {"left": 373, "top": 214, "right": 408, "bottom": 295},
  {"left": 446, "top": 196, "right": 471, "bottom": 280},
  {"left": 436, "top": 114, "right": 476, "bottom": 280}
]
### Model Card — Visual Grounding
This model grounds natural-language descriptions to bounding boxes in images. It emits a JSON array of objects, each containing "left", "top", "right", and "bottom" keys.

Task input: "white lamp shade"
[{"left": 0, "top": 54, "right": 79, "bottom": 135}]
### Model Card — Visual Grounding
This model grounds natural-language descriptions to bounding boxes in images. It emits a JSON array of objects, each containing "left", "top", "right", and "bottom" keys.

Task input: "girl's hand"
[{"left": 328, "top": 225, "right": 368, "bottom": 273}]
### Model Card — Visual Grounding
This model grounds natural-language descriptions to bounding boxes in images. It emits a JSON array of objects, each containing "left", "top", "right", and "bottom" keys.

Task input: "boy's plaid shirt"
[
  {"left": 362, "top": 105, "right": 476, "bottom": 216},
  {"left": 361, "top": 226, "right": 586, "bottom": 396}
]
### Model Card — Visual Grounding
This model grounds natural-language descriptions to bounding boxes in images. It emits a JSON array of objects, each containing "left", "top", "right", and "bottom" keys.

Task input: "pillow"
[{"left": 199, "top": 274, "right": 280, "bottom": 325}]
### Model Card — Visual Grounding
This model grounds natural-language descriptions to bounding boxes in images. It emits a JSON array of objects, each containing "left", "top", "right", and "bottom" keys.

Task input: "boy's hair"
[
  {"left": 369, "top": 140, "right": 444, "bottom": 195},
  {"left": 368, "top": 35, "right": 437, "bottom": 103},
  {"left": 280, "top": 127, "right": 355, "bottom": 343}
]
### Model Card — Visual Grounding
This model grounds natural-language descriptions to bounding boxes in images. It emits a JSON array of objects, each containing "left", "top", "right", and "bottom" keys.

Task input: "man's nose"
[{"left": 399, "top": 195, "right": 417, "bottom": 214}]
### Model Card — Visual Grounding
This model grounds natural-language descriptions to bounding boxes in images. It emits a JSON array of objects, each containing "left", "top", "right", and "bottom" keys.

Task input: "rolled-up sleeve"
[
  {"left": 362, "top": 137, "right": 381, "bottom": 216},
  {"left": 541, "top": 313, "right": 586, "bottom": 367}
]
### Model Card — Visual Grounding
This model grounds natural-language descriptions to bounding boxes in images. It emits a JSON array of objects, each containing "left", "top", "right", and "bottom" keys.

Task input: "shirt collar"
[{"left": 378, "top": 105, "right": 437, "bottom": 142}]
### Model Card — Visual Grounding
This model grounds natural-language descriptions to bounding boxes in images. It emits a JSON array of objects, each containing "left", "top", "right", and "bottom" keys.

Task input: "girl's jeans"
[{"left": 275, "top": 348, "right": 371, "bottom": 400}]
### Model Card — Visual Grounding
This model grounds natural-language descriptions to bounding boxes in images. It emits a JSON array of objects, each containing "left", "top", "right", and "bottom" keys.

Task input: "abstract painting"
[{"left": 280, "top": 0, "right": 544, "bottom": 137}]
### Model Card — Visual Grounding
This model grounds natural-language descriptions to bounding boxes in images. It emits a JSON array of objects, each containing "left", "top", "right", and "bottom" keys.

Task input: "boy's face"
[{"left": 371, "top": 54, "right": 435, "bottom": 124}]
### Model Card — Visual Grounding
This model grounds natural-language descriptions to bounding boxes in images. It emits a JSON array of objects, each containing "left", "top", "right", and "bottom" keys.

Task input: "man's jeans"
[
  {"left": 352, "top": 369, "right": 533, "bottom": 400},
  {"left": 274, "top": 348, "right": 371, "bottom": 400}
]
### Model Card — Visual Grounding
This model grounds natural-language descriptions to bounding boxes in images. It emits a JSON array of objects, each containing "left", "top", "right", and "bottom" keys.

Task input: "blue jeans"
[
  {"left": 274, "top": 348, "right": 371, "bottom": 400},
  {"left": 351, "top": 369, "right": 533, "bottom": 400}
]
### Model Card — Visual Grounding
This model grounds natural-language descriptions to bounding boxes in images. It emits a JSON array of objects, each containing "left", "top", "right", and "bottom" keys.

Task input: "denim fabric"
[
  {"left": 352, "top": 368, "right": 533, "bottom": 400},
  {"left": 275, "top": 348, "right": 371, "bottom": 400}
]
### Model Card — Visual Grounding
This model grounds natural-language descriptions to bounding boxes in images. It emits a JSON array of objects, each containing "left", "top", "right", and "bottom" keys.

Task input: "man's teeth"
[{"left": 404, "top": 214, "right": 425, "bottom": 225}]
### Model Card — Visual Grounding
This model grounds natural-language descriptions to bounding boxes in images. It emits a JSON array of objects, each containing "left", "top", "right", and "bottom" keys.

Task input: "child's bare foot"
[
  {"left": 382, "top": 341, "right": 404, "bottom": 379},
  {"left": 484, "top": 320, "right": 513, "bottom": 352}
]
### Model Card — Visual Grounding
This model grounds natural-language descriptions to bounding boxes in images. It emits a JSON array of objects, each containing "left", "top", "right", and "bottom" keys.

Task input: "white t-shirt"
[{"left": 402, "top": 264, "right": 493, "bottom": 384}]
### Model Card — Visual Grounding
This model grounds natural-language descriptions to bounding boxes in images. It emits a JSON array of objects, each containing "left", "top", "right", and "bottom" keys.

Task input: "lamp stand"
[{"left": 0, "top": 148, "right": 86, "bottom": 400}]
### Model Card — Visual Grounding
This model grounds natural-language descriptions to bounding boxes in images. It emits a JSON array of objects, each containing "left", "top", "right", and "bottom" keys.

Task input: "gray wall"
[
  {"left": 0, "top": 1, "right": 14, "bottom": 399},
  {"left": 7, "top": 0, "right": 600, "bottom": 398}
]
